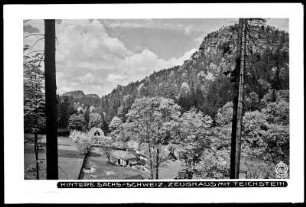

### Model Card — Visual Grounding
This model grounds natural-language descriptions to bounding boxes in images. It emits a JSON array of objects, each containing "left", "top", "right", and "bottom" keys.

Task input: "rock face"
[
  {"left": 59, "top": 90, "right": 101, "bottom": 124},
  {"left": 60, "top": 91, "right": 101, "bottom": 106},
  {"left": 86, "top": 94, "right": 100, "bottom": 99},
  {"left": 62, "top": 90, "right": 86, "bottom": 99}
]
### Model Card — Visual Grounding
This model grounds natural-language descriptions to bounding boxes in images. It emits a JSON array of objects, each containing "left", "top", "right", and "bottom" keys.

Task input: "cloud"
[
  {"left": 23, "top": 19, "right": 221, "bottom": 97},
  {"left": 51, "top": 19, "right": 198, "bottom": 96},
  {"left": 163, "top": 48, "right": 197, "bottom": 67},
  {"left": 56, "top": 19, "right": 131, "bottom": 66},
  {"left": 106, "top": 73, "right": 125, "bottom": 83},
  {"left": 267, "top": 19, "right": 289, "bottom": 32},
  {"left": 24, "top": 20, "right": 44, "bottom": 38},
  {"left": 30, "top": 19, "right": 291, "bottom": 97},
  {"left": 79, "top": 72, "right": 95, "bottom": 83},
  {"left": 104, "top": 48, "right": 196, "bottom": 90},
  {"left": 24, "top": 25, "right": 40, "bottom": 33},
  {"left": 23, "top": 20, "right": 45, "bottom": 52},
  {"left": 103, "top": 19, "right": 200, "bottom": 59}
]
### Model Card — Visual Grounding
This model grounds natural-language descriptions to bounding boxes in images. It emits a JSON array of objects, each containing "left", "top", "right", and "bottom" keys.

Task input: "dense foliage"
[
  {"left": 24, "top": 49, "right": 45, "bottom": 133},
  {"left": 119, "top": 97, "right": 181, "bottom": 179}
]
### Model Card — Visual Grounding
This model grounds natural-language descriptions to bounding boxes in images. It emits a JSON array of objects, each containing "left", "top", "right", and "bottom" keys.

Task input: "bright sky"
[{"left": 23, "top": 18, "right": 288, "bottom": 96}]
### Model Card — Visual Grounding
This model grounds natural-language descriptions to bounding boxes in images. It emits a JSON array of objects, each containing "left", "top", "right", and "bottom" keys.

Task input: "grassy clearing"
[
  {"left": 239, "top": 156, "right": 277, "bottom": 179},
  {"left": 24, "top": 134, "right": 277, "bottom": 179},
  {"left": 82, "top": 147, "right": 184, "bottom": 180},
  {"left": 24, "top": 134, "right": 84, "bottom": 180},
  {"left": 58, "top": 157, "right": 84, "bottom": 180},
  {"left": 159, "top": 160, "right": 183, "bottom": 179},
  {"left": 83, "top": 147, "right": 150, "bottom": 180}
]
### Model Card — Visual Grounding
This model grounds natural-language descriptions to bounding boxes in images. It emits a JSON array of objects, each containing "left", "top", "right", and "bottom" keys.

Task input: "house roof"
[
  {"left": 128, "top": 157, "right": 138, "bottom": 162},
  {"left": 112, "top": 150, "right": 136, "bottom": 160},
  {"left": 88, "top": 128, "right": 104, "bottom": 137},
  {"left": 130, "top": 150, "right": 147, "bottom": 158}
]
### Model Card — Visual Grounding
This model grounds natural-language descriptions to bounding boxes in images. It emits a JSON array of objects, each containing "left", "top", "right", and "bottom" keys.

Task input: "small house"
[
  {"left": 88, "top": 128, "right": 105, "bottom": 145},
  {"left": 166, "top": 151, "right": 177, "bottom": 161},
  {"left": 89, "top": 127, "right": 104, "bottom": 137},
  {"left": 138, "top": 154, "right": 148, "bottom": 161},
  {"left": 95, "top": 137, "right": 105, "bottom": 146},
  {"left": 111, "top": 150, "right": 137, "bottom": 167},
  {"left": 127, "top": 157, "right": 138, "bottom": 167},
  {"left": 134, "top": 150, "right": 148, "bottom": 161},
  {"left": 137, "top": 159, "right": 146, "bottom": 166}
]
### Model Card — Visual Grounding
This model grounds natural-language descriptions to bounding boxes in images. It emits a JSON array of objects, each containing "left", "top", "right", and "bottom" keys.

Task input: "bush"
[
  {"left": 69, "top": 130, "right": 92, "bottom": 155},
  {"left": 69, "top": 130, "right": 83, "bottom": 143},
  {"left": 76, "top": 140, "right": 91, "bottom": 155}
]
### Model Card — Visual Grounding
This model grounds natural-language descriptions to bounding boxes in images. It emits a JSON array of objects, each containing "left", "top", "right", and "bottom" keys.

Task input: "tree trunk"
[
  {"left": 155, "top": 147, "right": 159, "bottom": 180},
  {"left": 45, "top": 19, "right": 58, "bottom": 179},
  {"left": 230, "top": 18, "right": 246, "bottom": 179},
  {"left": 145, "top": 122, "right": 154, "bottom": 179},
  {"left": 34, "top": 73, "right": 39, "bottom": 179},
  {"left": 272, "top": 65, "right": 280, "bottom": 102},
  {"left": 106, "top": 150, "right": 111, "bottom": 163},
  {"left": 34, "top": 133, "right": 39, "bottom": 179},
  {"left": 148, "top": 142, "right": 154, "bottom": 179}
]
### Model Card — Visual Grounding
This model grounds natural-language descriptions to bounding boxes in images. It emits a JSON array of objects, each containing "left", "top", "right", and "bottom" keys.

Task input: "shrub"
[
  {"left": 69, "top": 130, "right": 83, "bottom": 143},
  {"left": 69, "top": 130, "right": 92, "bottom": 155}
]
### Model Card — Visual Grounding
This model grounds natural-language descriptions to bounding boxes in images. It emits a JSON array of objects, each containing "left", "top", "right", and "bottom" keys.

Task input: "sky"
[{"left": 23, "top": 18, "right": 289, "bottom": 97}]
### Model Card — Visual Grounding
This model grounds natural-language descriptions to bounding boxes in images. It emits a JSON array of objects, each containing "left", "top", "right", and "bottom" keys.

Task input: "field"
[
  {"left": 24, "top": 134, "right": 184, "bottom": 180},
  {"left": 24, "top": 134, "right": 278, "bottom": 180},
  {"left": 82, "top": 147, "right": 150, "bottom": 180},
  {"left": 24, "top": 134, "right": 84, "bottom": 180}
]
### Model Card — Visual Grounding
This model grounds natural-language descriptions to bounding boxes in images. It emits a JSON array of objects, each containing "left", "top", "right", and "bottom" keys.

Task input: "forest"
[{"left": 24, "top": 19, "right": 289, "bottom": 179}]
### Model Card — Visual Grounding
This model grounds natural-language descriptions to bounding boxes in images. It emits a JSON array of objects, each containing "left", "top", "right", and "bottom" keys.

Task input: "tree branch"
[
  {"left": 27, "top": 37, "right": 45, "bottom": 51},
  {"left": 24, "top": 33, "right": 44, "bottom": 38}
]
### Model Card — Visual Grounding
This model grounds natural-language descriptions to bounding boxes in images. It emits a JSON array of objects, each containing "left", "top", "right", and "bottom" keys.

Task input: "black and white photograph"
[
  {"left": 4, "top": 3, "right": 304, "bottom": 204},
  {"left": 23, "top": 18, "right": 290, "bottom": 180}
]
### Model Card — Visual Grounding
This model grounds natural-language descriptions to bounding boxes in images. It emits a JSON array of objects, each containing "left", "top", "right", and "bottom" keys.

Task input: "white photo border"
[{"left": 4, "top": 3, "right": 304, "bottom": 203}]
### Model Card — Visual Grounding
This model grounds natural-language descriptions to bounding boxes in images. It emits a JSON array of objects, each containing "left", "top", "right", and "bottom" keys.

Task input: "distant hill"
[
  {"left": 62, "top": 90, "right": 85, "bottom": 99},
  {"left": 60, "top": 91, "right": 101, "bottom": 107}
]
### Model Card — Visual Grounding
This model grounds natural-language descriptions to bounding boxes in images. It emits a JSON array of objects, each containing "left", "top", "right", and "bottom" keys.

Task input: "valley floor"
[
  {"left": 82, "top": 147, "right": 183, "bottom": 180},
  {"left": 24, "top": 134, "right": 280, "bottom": 180},
  {"left": 24, "top": 134, "right": 84, "bottom": 180}
]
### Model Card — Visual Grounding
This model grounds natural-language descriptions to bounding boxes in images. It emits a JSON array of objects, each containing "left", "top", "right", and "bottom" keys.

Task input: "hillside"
[
  {"left": 58, "top": 91, "right": 102, "bottom": 129},
  {"left": 98, "top": 23, "right": 288, "bottom": 123},
  {"left": 58, "top": 23, "right": 288, "bottom": 125},
  {"left": 61, "top": 91, "right": 101, "bottom": 108},
  {"left": 62, "top": 90, "right": 86, "bottom": 99}
]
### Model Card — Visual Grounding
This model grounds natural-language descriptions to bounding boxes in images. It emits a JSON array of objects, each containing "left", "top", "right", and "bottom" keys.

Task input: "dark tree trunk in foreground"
[
  {"left": 45, "top": 19, "right": 58, "bottom": 179},
  {"left": 230, "top": 18, "right": 246, "bottom": 179}
]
